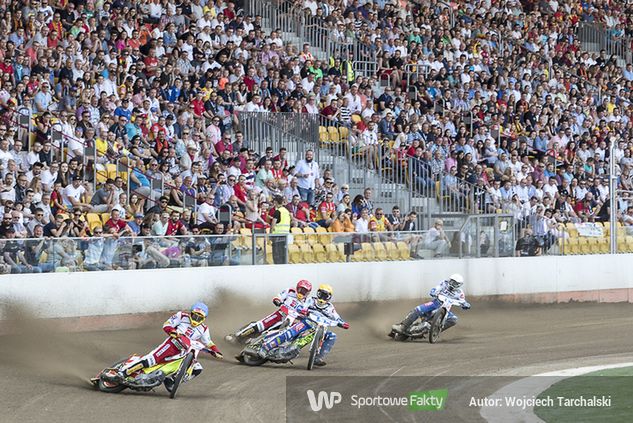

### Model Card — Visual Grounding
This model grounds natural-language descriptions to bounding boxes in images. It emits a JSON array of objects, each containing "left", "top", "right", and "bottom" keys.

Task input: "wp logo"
[{"left": 306, "top": 390, "right": 342, "bottom": 411}]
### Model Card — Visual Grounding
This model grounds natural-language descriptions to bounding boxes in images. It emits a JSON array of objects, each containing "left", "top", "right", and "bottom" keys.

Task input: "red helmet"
[{"left": 296, "top": 280, "right": 312, "bottom": 300}]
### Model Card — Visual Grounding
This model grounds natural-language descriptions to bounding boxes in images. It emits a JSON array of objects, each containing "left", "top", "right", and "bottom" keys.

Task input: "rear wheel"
[
  {"left": 307, "top": 326, "right": 325, "bottom": 371},
  {"left": 169, "top": 353, "right": 194, "bottom": 399},
  {"left": 428, "top": 308, "right": 446, "bottom": 344}
]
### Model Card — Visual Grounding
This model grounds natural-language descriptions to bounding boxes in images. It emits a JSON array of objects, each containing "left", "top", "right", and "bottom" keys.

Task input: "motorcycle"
[
  {"left": 91, "top": 336, "right": 213, "bottom": 399},
  {"left": 388, "top": 294, "right": 461, "bottom": 343},
  {"left": 237, "top": 309, "right": 339, "bottom": 370}
]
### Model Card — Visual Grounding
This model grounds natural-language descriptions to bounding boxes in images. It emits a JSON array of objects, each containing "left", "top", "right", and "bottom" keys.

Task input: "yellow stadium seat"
[
  {"left": 101, "top": 212, "right": 111, "bottom": 225},
  {"left": 597, "top": 238, "right": 609, "bottom": 254},
  {"left": 315, "top": 226, "right": 331, "bottom": 245},
  {"left": 105, "top": 164, "right": 117, "bottom": 180},
  {"left": 397, "top": 241, "right": 410, "bottom": 260},
  {"left": 299, "top": 243, "right": 314, "bottom": 263},
  {"left": 361, "top": 243, "right": 375, "bottom": 261},
  {"left": 288, "top": 244, "right": 302, "bottom": 263},
  {"left": 96, "top": 170, "right": 108, "bottom": 184},
  {"left": 303, "top": 227, "right": 318, "bottom": 245},
  {"left": 325, "top": 243, "right": 344, "bottom": 262},
  {"left": 566, "top": 237, "right": 580, "bottom": 255},
  {"left": 291, "top": 227, "right": 306, "bottom": 245},
  {"left": 319, "top": 126, "right": 329, "bottom": 145},
  {"left": 579, "top": 238, "right": 592, "bottom": 254},
  {"left": 384, "top": 242, "right": 400, "bottom": 260},
  {"left": 372, "top": 242, "right": 388, "bottom": 261},
  {"left": 350, "top": 244, "right": 365, "bottom": 262},
  {"left": 86, "top": 213, "right": 102, "bottom": 231},
  {"left": 564, "top": 223, "right": 578, "bottom": 238},
  {"left": 327, "top": 126, "right": 340, "bottom": 143},
  {"left": 617, "top": 238, "right": 626, "bottom": 254},
  {"left": 338, "top": 126, "right": 349, "bottom": 141},
  {"left": 311, "top": 244, "right": 327, "bottom": 262}
]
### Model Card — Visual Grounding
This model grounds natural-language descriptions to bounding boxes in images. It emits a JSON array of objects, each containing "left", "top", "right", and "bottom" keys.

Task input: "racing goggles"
[
  {"left": 190, "top": 311, "right": 206, "bottom": 326},
  {"left": 297, "top": 286, "right": 310, "bottom": 299},
  {"left": 316, "top": 289, "right": 332, "bottom": 304}
]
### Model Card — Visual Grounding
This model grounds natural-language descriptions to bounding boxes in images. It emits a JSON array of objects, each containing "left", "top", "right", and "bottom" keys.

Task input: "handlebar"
[{"left": 306, "top": 311, "right": 340, "bottom": 327}]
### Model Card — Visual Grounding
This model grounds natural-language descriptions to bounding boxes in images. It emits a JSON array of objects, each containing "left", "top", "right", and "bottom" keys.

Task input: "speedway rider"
[
  {"left": 226, "top": 280, "right": 313, "bottom": 344},
  {"left": 392, "top": 274, "right": 471, "bottom": 334},
  {"left": 119, "top": 302, "right": 223, "bottom": 385},
  {"left": 259, "top": 284, "right": 349, "bottom": 366}
]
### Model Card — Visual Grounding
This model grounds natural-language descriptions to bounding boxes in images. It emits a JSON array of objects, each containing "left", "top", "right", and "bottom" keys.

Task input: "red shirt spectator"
[
  {"left": 166, "top": 211, "right": 186, "bottom": 235},
  {"left": 104, "top": 210, "right": 130, "bottom": 234}
]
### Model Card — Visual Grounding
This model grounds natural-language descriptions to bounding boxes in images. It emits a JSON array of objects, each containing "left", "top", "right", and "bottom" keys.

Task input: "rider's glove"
[
  {"left": 338, "top": 321, "right": 350, "bottom": 330},
  {"left": 169, "top": 330, "right": 180, "bottom": 339},
  {"left": 272, "top": 297, "right": 282, "bottom": 307},
  {"left": 209, "top": 344, "right": 223, "bottom": 360},
  {"left": 430, "top": 288, "right": 438, "bottom": 298},
  {"left": 298, "top": 307, "right": 309, "bottom": 316},
  {"left": 462, "top": 302, "right": 471, "bottom": 310}
]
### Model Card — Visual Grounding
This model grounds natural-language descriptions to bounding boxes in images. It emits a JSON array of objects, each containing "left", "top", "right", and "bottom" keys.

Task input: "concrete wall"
[{"left": 1, "top": 254, "right": 632, "bottom": 321}]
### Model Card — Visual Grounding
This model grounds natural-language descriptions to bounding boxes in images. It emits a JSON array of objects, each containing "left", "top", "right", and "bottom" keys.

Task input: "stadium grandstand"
[{"left": 0, "top": 0, "right": 632, "bottom": 272}]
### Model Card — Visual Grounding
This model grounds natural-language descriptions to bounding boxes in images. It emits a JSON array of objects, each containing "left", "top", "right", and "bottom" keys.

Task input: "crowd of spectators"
[{"left": 0, "top": 0, "right": 630, "bottom": 271}]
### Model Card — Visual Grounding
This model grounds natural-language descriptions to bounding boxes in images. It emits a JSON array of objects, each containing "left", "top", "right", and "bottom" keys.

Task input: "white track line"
[{"left": 480, "top": 362, "right": 633, "bottom": 423}]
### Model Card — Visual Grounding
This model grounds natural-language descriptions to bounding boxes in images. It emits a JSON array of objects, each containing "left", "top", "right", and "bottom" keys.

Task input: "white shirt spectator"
[
  {"left": 243, "top": 101, "right": 263, "bottom": 112},
  {"left": 197, "top": 202, "right": 217, "bottom": 224},
  {"left": 543, "top": 181, "right": 558, "bottom": 199},
  {"left": 63, "top": 183, "right": 86, "bottom": 208},
  {"left": 294, "top": 158, "right": 320, "bottom": 190}
]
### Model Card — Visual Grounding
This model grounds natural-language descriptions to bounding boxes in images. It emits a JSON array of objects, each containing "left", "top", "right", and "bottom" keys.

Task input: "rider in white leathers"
[
  {"left": 226, "top": 280, "right": 312, "bottom": 344},
  {"left": 392, "top": 274, "right": 471, "bottom": 334}
]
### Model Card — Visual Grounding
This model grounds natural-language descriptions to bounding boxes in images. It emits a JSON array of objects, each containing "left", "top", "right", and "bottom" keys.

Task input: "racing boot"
[
  {"left": 391, "top": 310, "right": 418, "bottom": 334},
  {"left": 441, "top": 319, "right": 457, "bottom": 332},
  {"left": 119, "top": 358, "right": 150, "bottom": 379},
  {"left": 313, "top": 358, "right": 327, "bottom": 367},
  {"left": 226, "top": 322, "right": 259, "bottom": 344}
]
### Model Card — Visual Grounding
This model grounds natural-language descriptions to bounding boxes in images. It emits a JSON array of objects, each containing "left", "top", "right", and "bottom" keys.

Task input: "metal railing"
[
  {"left": 6, "top": 220, "right": 626, "bottom": 274},
  {"left": 577, "top": 22, "right": 632, "bottom": 66},
  {"left": 0, "top": 226, "right": 522, "bottom": 275},
  {"left": 245, "top": 0, "right": 376, "bottom": 65},
  {"left": 241, "top": 112, "right": 492, "bottom": 228}
]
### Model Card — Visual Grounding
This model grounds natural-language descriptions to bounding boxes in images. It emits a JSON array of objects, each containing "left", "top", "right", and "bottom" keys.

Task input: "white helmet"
[{"left": 448, "top": 274, "right": 464, "bottom": 291}]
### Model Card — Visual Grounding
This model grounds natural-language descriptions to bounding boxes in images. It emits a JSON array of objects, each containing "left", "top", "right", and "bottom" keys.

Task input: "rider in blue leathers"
[
  {"left": 259, "top": 284, "right": 349, "bottom": 366},
  {"left": 392, "top": 274, "right": 471, "bottom": 334}
]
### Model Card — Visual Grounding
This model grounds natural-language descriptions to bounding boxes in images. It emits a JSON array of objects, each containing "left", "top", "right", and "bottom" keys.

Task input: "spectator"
[
  {"left": 293, "top": 150, "right": 320, "bottom": 205},
  {"left": 423, "top": 219, "right": 450, "bottom": 257}
]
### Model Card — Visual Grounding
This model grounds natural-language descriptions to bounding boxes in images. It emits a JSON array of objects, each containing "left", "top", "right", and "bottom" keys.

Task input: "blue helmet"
[{"left": 190, "top": 302, "right": 208, "bottom": 326}]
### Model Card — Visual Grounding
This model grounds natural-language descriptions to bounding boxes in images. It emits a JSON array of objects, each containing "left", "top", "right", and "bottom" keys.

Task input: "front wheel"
[
  {"left": 307, "top": 326, "right": 325, "bottom": 371},
  {"left": 428, "top": 308, "right": 447, "bottom": 344},
  {"left": 393, "top": 332, "right": 409, "bottom": 342},
  {"left": 169, "top": 352, "right": 194, "bottom": 399},
  {"left": 97, "top": 377, "right": 127, "bottom": 393},
  {"left": 239, "top": 352, "right": 267, "bottom": 366}
]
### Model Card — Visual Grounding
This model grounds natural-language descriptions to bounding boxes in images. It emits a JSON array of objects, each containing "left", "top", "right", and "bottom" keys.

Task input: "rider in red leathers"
[
  {"left": 119, "top": 302, "right": 223, "bottom": 382},
  {"left": 225, "top": 280, "right": 313, "bottom": 344}
]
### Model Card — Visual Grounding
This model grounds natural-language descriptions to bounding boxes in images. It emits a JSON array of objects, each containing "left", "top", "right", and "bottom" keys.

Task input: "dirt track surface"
[{"left": 1, "top": 300, "right": 633, "bottom": 423}]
